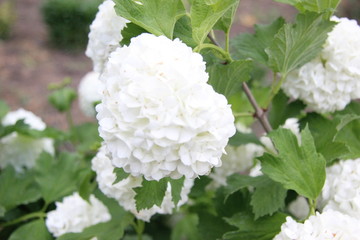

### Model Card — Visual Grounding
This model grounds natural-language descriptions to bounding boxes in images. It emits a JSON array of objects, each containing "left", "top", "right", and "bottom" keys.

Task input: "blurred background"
[{"left": 0, "top": 0, "right": 358, "bottom": 129}]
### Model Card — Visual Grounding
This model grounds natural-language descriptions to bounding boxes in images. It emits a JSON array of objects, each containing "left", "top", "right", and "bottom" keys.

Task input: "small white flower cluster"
[
  {"left": 45, "top": 192, "right": 111, "bottom": 237},
  {"left": 319, "top": 158, "right": 360, "bottom": 218},
  {"left": 97, "top": 33, "right": 236, "bottom": 180},
  {"left": 274, "top": 210, "right": 360, "bottom": 240},
  {"left": 91, "top": 146, "right": 194, "bottom": 222},
  {"left": 86, "top": 0, "right": 129, "bottom": 73},
  {"left": 78, "top": 71, "right": 103, "bottom": 117},
  {"left": 0, "top": 109, "right": 54, "bottom": 172},
  {"left": 282, "top": 17, "right": 360, "bottom": 113}
]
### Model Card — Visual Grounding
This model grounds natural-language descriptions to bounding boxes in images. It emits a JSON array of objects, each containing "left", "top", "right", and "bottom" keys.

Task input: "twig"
[{"left": 242, "top": 82, "right": 272, "bottom": 133}]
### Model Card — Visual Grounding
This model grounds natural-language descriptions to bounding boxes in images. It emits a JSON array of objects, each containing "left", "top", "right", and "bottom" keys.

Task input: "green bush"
[
  {"left": 0, "top": 1, "right": 16, "bottom": 40},
  {"left": 41, "top": 0, "right": 102, "bottom": 50}
]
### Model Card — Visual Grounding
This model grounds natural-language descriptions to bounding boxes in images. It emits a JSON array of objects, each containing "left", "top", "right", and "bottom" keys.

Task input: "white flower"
[
  {"left": 86, "top": 0, "right": 129, "bottom": 73},
  {"left": 78, "top": 71, "right": 103, "bottom": 117},
  {"left": 282, "top": 17, "right": 360, "bottom": 113},
  {"left": 91, "top": 146, "right": 194, "bottom": 222},
  {"left": 274, "top": 210, "right": 360, "bottom": 240},
  {"left": 319, "top": 158, "right": 360, "bottom": 218},
  {"left": 45, "top": 192, "right": 111, "bottom": 237},
  {"left": 0, "top": 109, "right": 54, "bottom": 172},
  {"left": 97, "top": 33, "right": 236, "bottom": 180},
  {"left": 288, "top": 196, "right": 309, "bottom": 220}
]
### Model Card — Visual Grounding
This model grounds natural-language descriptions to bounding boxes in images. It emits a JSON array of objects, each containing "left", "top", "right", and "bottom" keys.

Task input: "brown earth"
[{"left": 0, "top": 0, "right": 352, "bottom": 129}]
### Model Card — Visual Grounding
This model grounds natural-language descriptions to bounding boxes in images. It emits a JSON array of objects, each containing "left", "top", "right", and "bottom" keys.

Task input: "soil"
[{"left": 0, "top": 0, "right": 350, "bottom": 129}]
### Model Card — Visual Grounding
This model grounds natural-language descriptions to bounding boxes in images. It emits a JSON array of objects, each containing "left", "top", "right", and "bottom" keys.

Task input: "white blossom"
[
  {"left": 78, "top": 71, "right": 103, "bottom": 117},
  {"left": 86, "top": 0, "right": 129, "bottom": 73},
  {"left": 46, "top": 192, "right": 111, "bottom": 237},
  {"left": 282, "top": 17, "right": 360, "bottom": 113},
  {"left": 91, "top": 146, "right": 194, "bottom": 222},
  {"left": 319, "top": 158, "right": 360, "bottom": 218},
  {"left": 274, "top": 210, "right": 360, "bottom": 240},
  {"left": 0, "top": 109, "right": 54, "bottom": 172},
  {"left": 97, "top": 33, "right": 236, "bottom": 180}
]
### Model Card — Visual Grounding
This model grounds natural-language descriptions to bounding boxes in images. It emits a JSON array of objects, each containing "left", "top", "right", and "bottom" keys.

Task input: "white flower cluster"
[
  {"left": 86, "top": 0, "right": 129, "bottom": 73},
  {"left": 274, "top": 210, "right": 360, "bottom": 240},
  {"left": 282, "top": 17, "right": 360, "bottom": 113},
  {"left": 0, "top": 109, "right": 54, "bottom": 172},
  {"left": 46, "top": 192, "right": 111, "bottom": 237},
  {"left": 78, "top": 71, "right": 103, "bottom": 117},
  {"left": 91, "top": 146, "right": 194, "bottom": 222},
  {"left": 97, "top": 33, "right": 236, "bottom": 180},
  {"left": 319, "top": 158, "right": 360, "bottom": 218}
]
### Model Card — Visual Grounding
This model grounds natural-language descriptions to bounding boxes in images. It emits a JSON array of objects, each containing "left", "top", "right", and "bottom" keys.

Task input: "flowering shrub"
[{"left": 1, "top": 0, "right": 360, "bottom": 239}]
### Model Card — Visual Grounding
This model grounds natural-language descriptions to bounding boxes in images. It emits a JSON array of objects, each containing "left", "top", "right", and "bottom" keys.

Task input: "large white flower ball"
[
  {"left": 0, "top": 109, "right": 54, "bottom": 172},
  {"left": 282, "top": 17, "right": 360, "bottom": 113},
  {"left": 78, "top": 71, "right": 103, "bottom": 117},
  {"left": 274, "top": 210, "right": 360, "bottom": 240},
  {"left": 86, "top": 0, "right": 129, "bottom": 73},
  {"left": 91, "top": 146, "right": 194, "bottom": 222},
  {"left": 319, "top": 158, "right": 360, "bottom": 218},
  {"left": 97, "top": 33, "right": 236, "bottom": 180},
  {"left": 45, "top": 192, "right": 111, "bottom": 237}
]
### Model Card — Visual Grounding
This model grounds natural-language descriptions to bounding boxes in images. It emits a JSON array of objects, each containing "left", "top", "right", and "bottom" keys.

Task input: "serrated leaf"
[
  {"left": 231, "top": 17, "right": 285, "bottom": 64},
  {"left": 169, "top": 177, "right": 185, "bottom": 207},
  {"left": 48, "top": 87, "right": 77, "bottom": 112},
  {"left": 208, "top": 59, "right": 252, "bottom": 98},
  {"left": 35, "top": 152, "right": 82, "bottom": 203},
  {"left": 274, "top": 0, "right": 341, "bottom": 15},
  {"left": 114, "top": 0, "right": 185, "bottom": 39},
  {"left": 0, "top": 167, "right": 41, "bottom": 211},
  {"left": 190, "top": 0, "right": 239, "bottom": 44},
  {"left": 120, "top": 22, "right": 148, "bottom": 46},
  {"left": 223, "top": 212, "right": 287, "bottom": 240},
  {"left": 0, "top": 100, "right": 9, "bottom": 120},
  {"left": 9, "top": 220, "right": 52, "bottom": 240},
  {"left": 266, "top": 12, "right": 336, "bottom": 75},
  {"left": 171, "top": 214, "right": 200, "bottom": 240},
  {"left": 258, "top": 126, "right": 326, "bottom": 200},
  {"left": 134, "top": 178, "right": 168, "bottom": 211},
  {"left": 113, "top": 167, "right": 130, "bottom": 184}
]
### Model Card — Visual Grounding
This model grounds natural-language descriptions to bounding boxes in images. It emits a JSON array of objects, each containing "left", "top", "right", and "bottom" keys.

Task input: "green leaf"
[
  {"left": 35, "top": 152, "right": 82, "bottom": 203},
  {"left": 70, "top": 122, "right": 102, "bottom": 153},
  {"left": 48, "top": 87, "right": 77, "bottom": 112},
  {"left": 120, "top": 22, "right": 148, "bottom": 46},
  {"left": 78, "top": 169, "right": 96, "bottom": 202},
  {"left": 113, "top": 167, "right": 130, "bottom": 184},
  {"left": 0, "top": 100, "right": 9, "bottom": 120},
  {"left": 274, "top": 0, "right": 341, "bottom": 15},
  {"left": 190, "top": 0, "right": 239, "bottom": 44},
  {"left": 169, "top": 177, "right": 185, "bottom": 207},
  {"left": 134, "top": 178, "right": 168, "bottom": 211},
  {"left": 208, "top": 59, "right": 252, "bottom": 98},
  {"left": 269, "top": 90, "right": 306, "bottom": 129},
  {"left": 198, "top": 212, "right": 236, "bottom": 240},
  {"left": 229, "top": 131, "right": 262, "bottom": 146},
  {"left": 224, "top": 174, "right": 259, "bottom": 200},
  {"left": 114, "top": 0, "right": 185, "bottom": 39},
  {"left": 213, "top": 2, "right": 239, "bottom": 33},
  {"left": 9, "top": 220, "right": 52, "bottom": 240},
  {"left": 231, "top": 17, "right": 285, "bottom": 64},
  {"left": 171, "top": 214, "right": 201, "bottom": 240},
  {"left": 173, "top": 15, "right": 197, "bottom": 48},
  {"left": 258, "top": 126, "right": 326, "bottom": 200},
  {"left": 0, "top": 167, "right": 41, "bottom": 211},
  {"left": 223, "top": 212, "right": 287, "bottom": 240},
  {"left": 266, "top": 12, "right": 336, "bottom": 75},
  {"left": 334, "top": 114, "right": 360, "bottom": 159}
]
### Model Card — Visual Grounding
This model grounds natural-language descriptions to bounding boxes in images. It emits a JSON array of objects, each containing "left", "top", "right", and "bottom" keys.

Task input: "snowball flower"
[
  {"left": 86, "top": 0, "right": 129, "bottom": 73},
  {"left": 274, "top": 210, "right": 360, "bottom": 240},
  {"left": 78, "top": 71, "right": 103, "bottom": 117},
  {"left": 0, "top": 109, "right": 54, "bottom": 172},
  {"left": 97, "top": 33, "right": 236, "bottom": 180},
  {"left": 91, "top": 146, "right": 194, "bottom": 222},
  {"left": 46, "top": 192, "right": 111, "bottom": 237},
  {"left": 319, "top": 158, "right": 360, "bottom": 218},
  {"left": 282, "top": 17, "right": 360, "bottom": 113}
]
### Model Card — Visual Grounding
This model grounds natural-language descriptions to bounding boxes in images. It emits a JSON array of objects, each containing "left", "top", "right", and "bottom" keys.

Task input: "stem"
[
  {"left": 194, "top": 43, "right": 232, "bottom": 62},
  {"left": 132, "top": 219, "right": 145, "bottom": 240},
  {"left": 66, "top": 109, "right": 74, "bottom": 130},
  {"left": 233, "top": 112, "right": 254, "bottom": 117},
  {"left": 0, "top": 211, "right": 46, "bottom": 228},
  {"left": 225, "top": 30, "right": 230, "bottom": 53},
  {"left": 242, "top": 82, "right": 272, "bottom": 133},
  {"left": 305, "top": 198, "right": 317, "bottom": 220}
]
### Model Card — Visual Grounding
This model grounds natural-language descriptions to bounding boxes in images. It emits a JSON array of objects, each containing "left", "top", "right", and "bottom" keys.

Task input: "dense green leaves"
[
  {"left": 0, "top": 167, "right": 41, "bottom": 211},
  {"left": 48, "top": 87, "right": 77, "bottom": 112},
  {"left": 9, "top": 220, "right": 52, "bottom": 240},
  {"left": 190, "top": 0, "right": 239, "bottom": 44},
  {"left": 267, "top": 12, "right": 336, "bottom": 75},
  {"left": 114, "top": 0, "right": 185, "bottom": 39},
  {"left": 259, "top": 127, "right": 326, "bottom": 200},
  {"left": 208, "top": 59, "right": 252, "bottom": 98}
]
